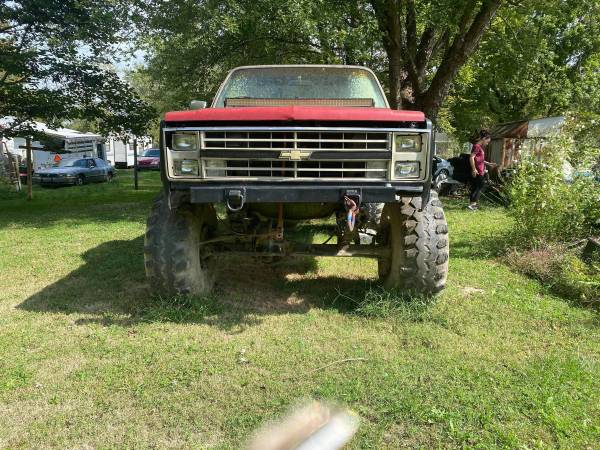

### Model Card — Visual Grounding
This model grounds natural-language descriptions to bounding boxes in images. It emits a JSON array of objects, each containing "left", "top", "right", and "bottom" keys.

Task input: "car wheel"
[
  {"left": 76, "top": 175, "right": 85, "bottom": 186},
  {"left": 433, "top": 170, "right": 449, "bottom": 191}
]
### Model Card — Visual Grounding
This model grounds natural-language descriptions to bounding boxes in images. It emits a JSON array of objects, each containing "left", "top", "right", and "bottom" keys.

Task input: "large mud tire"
[
  {"left": 144, "top": 192, "right": 217, "bottom": 296},
  {"left": 378, "top": 192, "right": 449, "bottom": 294}
]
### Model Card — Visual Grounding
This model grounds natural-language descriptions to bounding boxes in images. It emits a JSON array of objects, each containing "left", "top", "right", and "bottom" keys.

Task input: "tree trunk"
[
  {"left": 417, "top": 0, "right": 502, "bottom": 120},
  {"left": 375, "top": 0, "right": 502, "bottom": 120},
  {"left": 388, "top": 44, "right": 402, "bottom": 109}
]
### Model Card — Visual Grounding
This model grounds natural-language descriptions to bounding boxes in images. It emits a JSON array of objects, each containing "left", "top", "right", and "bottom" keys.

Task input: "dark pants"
[{"left": 469, "top": 175, "right": 486, "bottom": 203}]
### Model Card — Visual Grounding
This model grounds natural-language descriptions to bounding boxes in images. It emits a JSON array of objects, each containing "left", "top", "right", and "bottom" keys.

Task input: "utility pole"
[
  {"left": 133, "top": 137, "right": 138, "bottom": 190},
  {"left": 18, "top": 140, "right": 44, "bottom": 199}
]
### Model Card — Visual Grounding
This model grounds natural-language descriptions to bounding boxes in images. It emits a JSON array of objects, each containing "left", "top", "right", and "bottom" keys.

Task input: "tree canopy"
[
  {"left": 446, "top": 0, "right": 600, "bottom": 138},
  {"left": 137, "top": 0, "right": 502, "bottom": 118},
  {"left": 0, "top": 0, "right": 155, "bottom": 138},
  {"left": 133, "top": 0, "right": 600, "bottom": 139}
]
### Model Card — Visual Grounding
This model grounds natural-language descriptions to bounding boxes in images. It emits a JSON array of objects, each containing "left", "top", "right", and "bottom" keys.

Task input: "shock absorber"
[{"left": 275, "top": 202, "right": 284, "bottom": 241}]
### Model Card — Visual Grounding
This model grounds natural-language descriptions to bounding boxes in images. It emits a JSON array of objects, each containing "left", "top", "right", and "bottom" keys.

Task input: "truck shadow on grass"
[{"left": 18, "top": 236, "right": 428, "bottom": 331}]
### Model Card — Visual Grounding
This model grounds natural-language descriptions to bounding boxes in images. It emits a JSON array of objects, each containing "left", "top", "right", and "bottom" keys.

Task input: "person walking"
[{"left": 468, "top": 130, "right": 491, "bottom": 210}]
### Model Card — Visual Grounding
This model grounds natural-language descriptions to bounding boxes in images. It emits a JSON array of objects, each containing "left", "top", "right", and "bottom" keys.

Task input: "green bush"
[
  {"left": 508, "top": 161, "right": 599, "bottom": 243},
  {"left": 507, "top": 116, "right": 600, "bottom": 244},
  {"left": 503, "top": 117, "right": 599, "bottom": 306}
]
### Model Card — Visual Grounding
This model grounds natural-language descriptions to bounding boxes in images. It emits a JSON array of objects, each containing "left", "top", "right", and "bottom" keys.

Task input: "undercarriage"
[
  {"left": 144, "top": 192, "right": 449, "bottom": 297},
  {"left": 204, "top": 201, "right": 387, "bottom": 258}
]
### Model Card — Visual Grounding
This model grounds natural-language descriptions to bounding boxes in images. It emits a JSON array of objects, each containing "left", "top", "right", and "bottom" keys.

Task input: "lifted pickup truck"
[{"left": 145, "top": 65, "right": 449, "bottom": 296}]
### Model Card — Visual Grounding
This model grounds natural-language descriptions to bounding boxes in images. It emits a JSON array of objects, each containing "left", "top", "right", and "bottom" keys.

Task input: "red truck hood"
[{"left": 164, "top": 106, "right": 425, "bottom": 123}]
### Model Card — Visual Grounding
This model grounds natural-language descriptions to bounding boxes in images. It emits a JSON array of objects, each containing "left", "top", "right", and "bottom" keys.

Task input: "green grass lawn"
[{"left": 1, "top": 171, "right": 599, "bottom": 448}]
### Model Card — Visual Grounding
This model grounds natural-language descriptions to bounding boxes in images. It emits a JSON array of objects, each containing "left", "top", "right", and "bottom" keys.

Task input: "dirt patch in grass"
[{"left": 504, "top": 244, "right": 599, "bottom": 307}]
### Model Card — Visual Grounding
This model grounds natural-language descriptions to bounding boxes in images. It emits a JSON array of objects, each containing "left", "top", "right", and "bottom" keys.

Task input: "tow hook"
[
  {"left": 344, "top": 196, "right": 359, "bottom": 231},
  {"left": 343, "top": 190, "right": 361, "bottom": 232},
  {"left": 338, "top": 191, "right": 361, "bottom": 249},
  {"left": 226, "top": 189, "right": 245, "bottom": 211}
]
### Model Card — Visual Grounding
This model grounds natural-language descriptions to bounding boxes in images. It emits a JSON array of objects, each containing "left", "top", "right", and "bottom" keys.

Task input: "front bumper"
[
  {"left": 172, "top": 181, "right": 427, "bottom": 203},
  {"left": 138, "top": 162, "right": 160, "bottom": 170},
  {"left": 34, "top": 176, "right": 77, "bottom": 185}
]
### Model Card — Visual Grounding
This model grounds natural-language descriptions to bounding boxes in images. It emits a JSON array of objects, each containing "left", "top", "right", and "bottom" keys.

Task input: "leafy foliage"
[
  {"left": 134, "top": 0, "right": 384, "bottom": 114},
  {"left": 447, "top": 0, "right": 600, "bottom": 140},
  {"left": 371, "top": 0, "right": 502, "bottom": 117},
  {"left": 0, "top": 0, "right": 155, "bottom": 138},
  {"left": 134, "top": 0, "right": 504, "bottom": 119},
  {"left": 507, "top": 117, "right": 600, "bottom": 243},
  {"left": 133, "top": 0, "right": 600, "bottom": 138}
]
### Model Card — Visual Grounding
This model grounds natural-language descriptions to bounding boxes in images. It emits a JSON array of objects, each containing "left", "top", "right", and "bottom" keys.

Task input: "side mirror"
[{"left": 190, "top": 100, "right": 207, "bottom": 110}]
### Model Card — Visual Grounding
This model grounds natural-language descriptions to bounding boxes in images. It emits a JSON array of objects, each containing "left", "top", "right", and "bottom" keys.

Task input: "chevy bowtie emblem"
[{"left": 279, "top": 150, "right": 312, "bottom": 161}]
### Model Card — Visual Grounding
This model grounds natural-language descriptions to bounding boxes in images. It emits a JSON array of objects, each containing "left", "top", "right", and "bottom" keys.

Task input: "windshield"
[
  {"left": 214, "top": 67, "right": 388, "bottom": 108},
  {"left": 59, "top": 159, "right": 86, "bottom": 167},
  {"left": 142, "top": 149, "right": 160, "bottom": 157}
]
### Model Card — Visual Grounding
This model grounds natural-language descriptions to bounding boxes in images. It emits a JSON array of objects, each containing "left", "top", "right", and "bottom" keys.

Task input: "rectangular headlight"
[
  {"left": 173, "top": 159, "right": 199, "bottom": 175},
  {"left": 395, "top": 161, "right": 419, "bottom": 178},
  {"left": 172, "top": 133, "right": 198, "bottom": 151},
  {"left": 395, "top": 135, "right": 421, "bottom": 152}
]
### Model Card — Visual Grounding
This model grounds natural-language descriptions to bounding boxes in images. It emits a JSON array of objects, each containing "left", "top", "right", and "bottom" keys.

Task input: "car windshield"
[
  {"left": 142, "top": 149, "right": 160, "bottom": 157},
  {"left": 59, "top": 159, "right": 87, "bottom": 167},
  {"left": 214, "top": 67, "right": 388, "bottom": 108}
]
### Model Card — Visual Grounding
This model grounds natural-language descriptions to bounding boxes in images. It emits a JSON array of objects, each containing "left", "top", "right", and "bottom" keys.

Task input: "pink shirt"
[{"left": 471, "top": 144, "right": 485, "bottom": 175}]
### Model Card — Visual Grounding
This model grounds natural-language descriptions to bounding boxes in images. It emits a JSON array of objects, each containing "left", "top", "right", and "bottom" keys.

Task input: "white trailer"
[
  {"left": 105, "top": 136, "right": 153, "bottom": 168},
  {"left": 1, "top": 121, "right": 105, "bottom": 171}
]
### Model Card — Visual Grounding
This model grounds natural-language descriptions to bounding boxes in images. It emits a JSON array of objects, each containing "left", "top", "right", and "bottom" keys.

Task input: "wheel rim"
[{"left": 434, "top": 171, "right": 448, "bottom": 189}]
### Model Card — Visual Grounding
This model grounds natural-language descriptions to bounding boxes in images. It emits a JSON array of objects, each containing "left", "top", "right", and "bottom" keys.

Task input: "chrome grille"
[
  {"left": 201, "top": 130, "right": 391, "bottom": 180},
  {"left": 203, "top": 131, "right": 389, "bottom": 151},
  {"left": 205, "top": 160, "right": 387, "bottom": 178}
]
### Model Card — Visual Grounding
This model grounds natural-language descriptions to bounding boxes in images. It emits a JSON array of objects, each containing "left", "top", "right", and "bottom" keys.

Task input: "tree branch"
[
  {"left": 418, "top": 0, "right": 503, "bottom": 118},
  {"left": 405, "top": 0, "right": 418, "bottom": 56},
  {"left": 386, "top": 0, "right": 402, "bottom": 50},
  {"left": 403, "top": 0, "right": 422, "bottom": 95},
  {"left": 0, "top": 67, "right": 11, "bottom": 85},
  {"left": 432, "top": 29, "right": 451, "bottom": 59},
  {"left": 0, "top": 23, "right": 17, "bottom": 33},
  {"left": 415, "top": 25, "right": 435, "bottom": 77},
  {"left": 458, "top": 1, "right": 479, "bottom": 32},
  {"left": 371, "top": 0, "right": 406, "bottom": 108}
]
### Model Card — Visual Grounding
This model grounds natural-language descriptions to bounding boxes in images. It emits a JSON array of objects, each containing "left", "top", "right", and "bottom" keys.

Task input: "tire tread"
[{"left": 380, "top": 191, "right": 449, "bottom": 294}]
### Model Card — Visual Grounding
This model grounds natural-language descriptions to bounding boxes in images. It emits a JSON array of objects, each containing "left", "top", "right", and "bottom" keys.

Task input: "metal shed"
[{"left": 488, "top": 116, "right": 564, "bottom": 170}]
